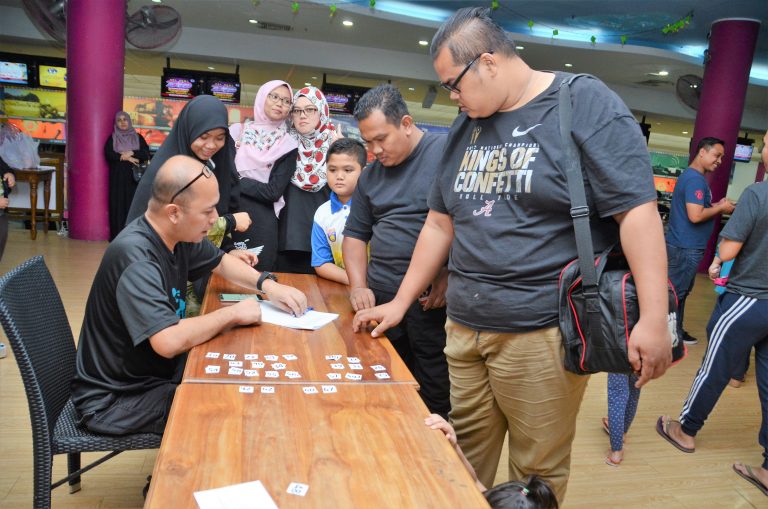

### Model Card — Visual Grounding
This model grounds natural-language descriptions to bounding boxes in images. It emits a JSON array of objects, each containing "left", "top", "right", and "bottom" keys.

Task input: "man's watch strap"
[{"left": 256, "top": 271, "right": 278, "bottom": 293}]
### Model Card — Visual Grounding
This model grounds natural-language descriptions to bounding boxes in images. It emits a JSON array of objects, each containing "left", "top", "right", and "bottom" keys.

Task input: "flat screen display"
[
  {"left": 733, "top": 143, "right": 754, "bottom": 162},
  {"left": 39, "top": 65, "right": 67, "bottom": 89},
  {"left": 161, "top": 74, "right": 199, "bottom": 99},
  {"left": 206, "top": 79, "right": 241, "bottom": 103},
  {"left": 323, "top": 83, "right": 370, "bottom": 115},
  {"left": 0, "top": 61, "right": 29, "bottom": 85},
  {"left": 653, "top": 175, "right": 677, "bottom": 194}
]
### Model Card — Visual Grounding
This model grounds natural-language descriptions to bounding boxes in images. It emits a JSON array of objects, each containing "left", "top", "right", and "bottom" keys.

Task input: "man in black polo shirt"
[
  {"left": 342, "top": 84, "right": 450, "bottom": 418},
  {"left": 71, "top": 155, "right": 306, "bottom": 435}
]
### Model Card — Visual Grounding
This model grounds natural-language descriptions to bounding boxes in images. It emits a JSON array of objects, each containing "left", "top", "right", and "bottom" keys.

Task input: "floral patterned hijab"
[{"left": 289, "top": 86, "right": 336, "bottom": 192}]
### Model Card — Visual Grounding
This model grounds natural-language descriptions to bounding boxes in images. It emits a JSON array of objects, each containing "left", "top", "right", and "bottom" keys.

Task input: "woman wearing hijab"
[
  {"left": 105, "top": 111, "right": 150, "bottom": 240},
  {"left": 240, "top": 85, "right": 340, "bottom": 273},
  {"left": 127, "top": 95, "right": 241, "bottom": 227},
  {"left": 230, "top": 80, "right": 296, "bottom": 270}
]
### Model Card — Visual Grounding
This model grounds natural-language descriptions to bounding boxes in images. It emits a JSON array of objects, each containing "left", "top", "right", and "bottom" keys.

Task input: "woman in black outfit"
[{"left": 105, "top": 111, "right": 150, "bottom": 240}]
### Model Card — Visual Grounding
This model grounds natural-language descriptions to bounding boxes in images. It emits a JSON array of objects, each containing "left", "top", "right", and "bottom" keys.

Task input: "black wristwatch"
[{"left": 256, "top": 271, "right": 278, "bottom": 293}]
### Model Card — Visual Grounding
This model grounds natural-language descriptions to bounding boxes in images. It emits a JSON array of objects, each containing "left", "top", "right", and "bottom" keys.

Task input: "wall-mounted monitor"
[
  {"left": 161, "top": 71, "right": 200, "bottom": 99},
  {"left": 38, "top": 65, "right": 67, "bottom": 89},
  {"left": 0, "top": 61, "right": 29, "bottom": 86},
  {"left": 733, "top": 143, "right": 754, "bottom": 162},
  {"left": 322, "top": 83, "right": 370, "bottom": 115},
  {"left": 205, "top": 78, "right": 241, "bottom": 103}
]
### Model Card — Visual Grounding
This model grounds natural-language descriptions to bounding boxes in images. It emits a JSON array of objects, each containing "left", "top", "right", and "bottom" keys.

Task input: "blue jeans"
[{"left": 666, "top": 244, "right": 705, "bottom": 338}]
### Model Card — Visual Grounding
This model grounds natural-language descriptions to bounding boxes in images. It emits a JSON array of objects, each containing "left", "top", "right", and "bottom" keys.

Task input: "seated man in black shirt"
[{"left": 71, "top": 155, "right": 307, "bottom": 435}]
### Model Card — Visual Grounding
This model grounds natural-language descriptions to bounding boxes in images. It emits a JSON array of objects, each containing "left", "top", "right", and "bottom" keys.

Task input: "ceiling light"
[
  {"left": 304, "top": 82, "right": 312, "bottom": 86},
  {"left": 249, "top": 19, "right": 258, "bottom": 24},
  {"left": 342, "top": 20, "right": 354, "bottom": 27},
  {"left": 408, "top": 87, "right": 415, "bottom": 91},
  {"left": 419, "top": 40, "right": 429, "bottom": 46},
  {"left": 516, "top": 46, "right": 524, "bottom": 50},
  {"left": 151, "top": 0, "right": 161, "bottom": 3},
  {"left": 682, "top": 131, "right": 689, "bottom": 134},
  {"left": 564, "top": 63, "right": 573, "bottom": 67},
  {"left": 658, "top": 70, "right": 669, "bottom": 76},
  {"left": 207, "top": 66, "right": 215, "bottom": 70},
  {"left": 311, "top": 76, "right": 318, "bottom": 80}
]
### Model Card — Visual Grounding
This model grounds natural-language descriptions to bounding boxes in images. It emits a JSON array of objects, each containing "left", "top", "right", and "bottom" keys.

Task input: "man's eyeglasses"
[
  {"left": 267, "top": 93, "right": 292, "bottom": 107},
  {"left": 439, "top": 51, "right": 494, "bottom": 94},
  {"left": 291, "top": 106, "right": 319, "bottom": 117},
  {"left": 170, "top": 164, "right": 213, "bottom": 204}
]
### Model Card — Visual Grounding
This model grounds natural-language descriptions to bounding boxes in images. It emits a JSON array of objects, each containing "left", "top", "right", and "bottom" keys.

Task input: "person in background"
[
  {"left": 0, "top": 155, "right": 16, "bottom": 261},
  {"left": 105, "top": 111, "right": 151, "bottom": 240},
  {"left": 310, "top": 138, "right": 366, "bottom": 285},
  {"left": 230, "top": 80, "right": 297, "bottom": 271},
  {"left": 603, "top": 373, "right": 641, "bottom": 466},
  {"left": 665, "top": 137, "right": 735, "bottom": 345},
  {"left": 658, "top": 131, "right": 768, "bottom": 498}
]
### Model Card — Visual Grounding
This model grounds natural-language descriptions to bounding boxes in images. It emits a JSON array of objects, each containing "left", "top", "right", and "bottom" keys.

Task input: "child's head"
[
  {"left": 326, "top": 138, "right": 366, "bottom": 201},
  {"left": 483, "top": 475, "right": 558, "bottom": 509}
]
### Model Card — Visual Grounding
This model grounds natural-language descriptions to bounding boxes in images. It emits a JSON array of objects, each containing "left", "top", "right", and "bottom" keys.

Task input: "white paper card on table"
[
  {"left": 346, "top": 357, "right": 360, "bottom": 363},
  {"left": 286, "top": 482, "right": 309, "bottom": 497},
  {"left": 265, "top": 371, "right": 279, "bottom": 378},
  {"left": 302, "top": 386, "right": 319, "bottom": 394},
  {"left": 244, "top": 369, "right": 258, "bottom": 377},
  {"left": 271, "top": 362, "right": 286, "bottom": 370},
  {"left": 330, "top": 363, "right": 344, "bottom": 370},
  {"left": 375, "top": 372, "right": 391, "bottom": 380},
  {"left": 252, "top": 361, "right": 265, "bottom": 369},
  {"left": 193, "top": 480, "right": 278, "bottom": 509},
  {"left": 327, "top": 373, "right": 342, "bottom": 380},
  {"left": 239, "top": 385, "right": 254, "bottom": 394},
  {"left": 228, "top": 367, "right": 243, "bottom": 376},
  {"left": 321, "top": 385, "right": 337, "bottom": 394},
  {"left": 223, "top": 354, "right": 236, "bottom": 361},
  {"left": 244, "top": 354, "right": 258, "bottom": 360},
  {"left": 258, "top": 301, "right": 338, "bottom": 331},
  {"left": 349, "top": 363, "right": 363, "bottom": 370},
  {"left": 205, "top": 352, "right": 220, "bottom": 359},
  {"left": 205, "top": 365, "right": 220, "bottom": 374},
  {"left": 249, "top": 245, "right": 264, "bottom": 256},
  {"left": 261, "top": 386, "right": 275, "bottom": 394},
  {"left": 283, "top": 354, "right": 298, "bottom": 360},
  {"left": 285, "top": 371, "right": 301, "bottom": 379},
  {"left": 228, "top": 361, "right": 243, "bottom": 367},
  {"left": 264, "top": 355, "right": 278, "bottom": 361},
  {"left": 345, "top": 373, "right": 362, "bottom": 381},
  {"left": 371, "top": 365, "right": 387, "bottom": 371},
  {"left": 325, "top": 354, "right": 342, "bottom": 361}
]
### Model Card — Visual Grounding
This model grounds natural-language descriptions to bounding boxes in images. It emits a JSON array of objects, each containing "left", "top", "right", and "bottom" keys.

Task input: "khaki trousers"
[{"left": 444, "top": 319, "right": 589, "bottom": 503}]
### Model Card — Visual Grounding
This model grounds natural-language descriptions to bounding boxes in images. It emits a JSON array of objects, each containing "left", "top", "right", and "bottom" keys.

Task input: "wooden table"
[
  {"left": 144, "top": 383, "right": 489, "bottom": 509},
  {"left": 183, "top": 273, "right": 417, "bottom": 386},
  {"left": 10, "top": 167, "right": 54, "bottom": 240}
]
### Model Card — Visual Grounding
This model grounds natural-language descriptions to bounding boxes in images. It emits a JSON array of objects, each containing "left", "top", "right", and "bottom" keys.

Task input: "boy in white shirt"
[{"left": 311, "top": 138, "right": 366, "bottom": 284}]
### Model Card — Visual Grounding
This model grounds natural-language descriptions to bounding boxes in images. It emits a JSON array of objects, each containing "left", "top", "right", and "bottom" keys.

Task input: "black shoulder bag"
[{"left": 557, "top": 74, "right": 686, "bottom": 375}]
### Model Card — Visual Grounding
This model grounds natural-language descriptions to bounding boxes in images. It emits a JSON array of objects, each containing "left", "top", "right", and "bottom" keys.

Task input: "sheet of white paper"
[
  {"left": 259, "top": 301, "right": 338, "bottom": 330},
  {"left": 193, "top": 480, "right": 278, "bottom": 509},
  {"left": 248, "top": 245, "right": 264, "bottom": 256}
]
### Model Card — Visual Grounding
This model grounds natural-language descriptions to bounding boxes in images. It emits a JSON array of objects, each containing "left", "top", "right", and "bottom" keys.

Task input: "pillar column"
[
  {"left": 690, "top": 18, "right": 760, "bottom": 272},
  {"left": 66, "top": 0, "right": 126, "bottom": 240}
]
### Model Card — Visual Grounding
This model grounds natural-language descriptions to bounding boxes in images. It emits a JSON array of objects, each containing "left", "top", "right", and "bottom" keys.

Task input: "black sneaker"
[
  {"left": 142, "top": 475, "right": 152, "bottom": 499},
  {"left": 682, "top": 331, "right": 699, "bottom": 345}
]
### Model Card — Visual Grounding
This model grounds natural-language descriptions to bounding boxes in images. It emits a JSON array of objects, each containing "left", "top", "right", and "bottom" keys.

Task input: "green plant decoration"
[{"left": 291, "top": 1, "right": 299, "bottom": 14}]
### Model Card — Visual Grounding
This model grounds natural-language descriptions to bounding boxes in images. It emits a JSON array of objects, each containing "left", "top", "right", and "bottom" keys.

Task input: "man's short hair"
[
  {"left": 430, "top": 7, "right": 518, "bottom": 65},
  {"left": 697, "top": 137, "right": 725, "bottom": 152},
  {"left": 353, "top": 84, "right": 409, "bottom": 126},
  {"left": 327, "top": 138, "right": 367, "bottom": 168}
]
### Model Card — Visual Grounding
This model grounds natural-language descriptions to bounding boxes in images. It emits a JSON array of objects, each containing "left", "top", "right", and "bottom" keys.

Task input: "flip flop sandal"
[
  {"left": 605, "top": 455, "right": 622, "bottom": 467},
  {"left": 655, "top": 416, "right": 695, "bottom": 453},
  {"left": 733, "top": 464, "right": 768, "bottom": 496},
  {"left": 602, "top": 417, "right": 610, "bottom": 436}
]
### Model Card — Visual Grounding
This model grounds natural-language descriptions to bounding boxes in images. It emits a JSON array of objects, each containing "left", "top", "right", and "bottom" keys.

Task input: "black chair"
[{"left": 0, "top": 256, "right": 161, "bottom": 509}]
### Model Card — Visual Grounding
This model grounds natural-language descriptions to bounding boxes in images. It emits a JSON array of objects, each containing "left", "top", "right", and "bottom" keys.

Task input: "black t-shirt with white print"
[
  {"left": 71, "top": 215, "right": 223, "bottom": 415},
  {"left": 428, "top": 72, "right": 656, "bottom": 332}
]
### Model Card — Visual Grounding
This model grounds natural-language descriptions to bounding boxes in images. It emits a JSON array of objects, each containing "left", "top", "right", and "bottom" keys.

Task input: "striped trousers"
[{"left": 679, "top": 292, "right": 768, "bottom": 467}]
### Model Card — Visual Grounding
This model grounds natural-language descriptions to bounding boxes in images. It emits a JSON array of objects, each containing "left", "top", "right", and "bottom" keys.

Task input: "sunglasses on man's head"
[{"left": 170, "top": 164, "right": 213, "bottom": 204}]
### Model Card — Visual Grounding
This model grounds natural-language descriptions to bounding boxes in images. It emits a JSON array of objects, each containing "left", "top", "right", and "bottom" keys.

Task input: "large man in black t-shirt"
[
  {"left": 353, "top": 8, "right": 672, "bottom": 503},
  {"left": 342, "top": 84, "right": 450, "bottom": 418},
  {"left": 71, "top": 155, "right": 307, "bottom": 435}
]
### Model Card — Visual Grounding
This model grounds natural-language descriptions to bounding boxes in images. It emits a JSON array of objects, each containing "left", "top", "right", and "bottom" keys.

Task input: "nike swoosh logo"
[{"left": 512, "top": 124, "right": 542, "bottom": 137}]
